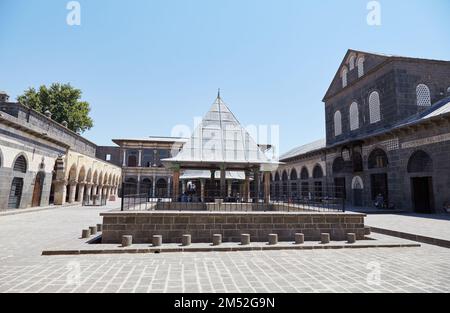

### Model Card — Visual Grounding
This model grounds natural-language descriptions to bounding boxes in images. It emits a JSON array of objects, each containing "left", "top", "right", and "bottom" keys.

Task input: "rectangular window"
[{"left": 106, "top": 154, "right": 111, "bottom": 161}]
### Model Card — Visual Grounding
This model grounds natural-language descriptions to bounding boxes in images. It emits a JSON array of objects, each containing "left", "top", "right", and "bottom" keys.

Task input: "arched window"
[
  {"left": 274, "top": 172, "right": 280, "bottom": 182},
  {"left": 140, "top": 178, "right": 153, "bottom": 196},
  {"left": 352, "top": 176, "right": 364, "bottom": 190},
  {"left": 416, "top": 84, "right": 431, "bottom": 107},
  {"left": 348, "top": 54, "right": 356, "bottom": 70},
  {"left": 332, "top": 157, "right": 345, "bottom": 174},
  {"left": 127, "top": 154, "right": 137, "bottom": 167},
  {"left": 312, "top": 165, "right": 324, "bottom": 179},
  {"left": 13, "top": 155, "right": 27, "bottom": 173},
  {"left": 334, "top": 111, "right": 342, "bottom": 136},
  {"left": 368, "top": 149, "right": 388, "bottom": 169},
  {"left": 300, "top": 167, "right": 309, "bottom": 180},
  {"left": 156, "top": 178, "right": 168, "bottom": 198},
  {"left": 357, "top": 57, "right": 365, "bottom": 78},
  {"left": 407, "top": 150, "right": 433, "bottom": 173},
  {"left": 341, "top": 67, "right": 348, "bottom": 88},
  {"left": 349, "top": 102, "right": 359, "bottom": 131},
  {"left": 369, "top": 91, "right": 381, "bottom": 124},
  {"left": 290, "top": 169, "right": 298, "bottom": 181}
]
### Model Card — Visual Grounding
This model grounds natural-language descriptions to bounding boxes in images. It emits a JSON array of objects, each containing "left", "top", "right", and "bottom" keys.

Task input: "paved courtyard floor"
[
  {"left": 1, "top": 204, "right": 450, "bottom": 293},
  {"left": 366, "top": 214, "right": 450, "bottom": 242}
]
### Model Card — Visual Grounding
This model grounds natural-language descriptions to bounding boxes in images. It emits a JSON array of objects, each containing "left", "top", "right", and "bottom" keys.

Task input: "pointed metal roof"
[{"left": 163, "top": 94, "right": 274, "bottom": 169}]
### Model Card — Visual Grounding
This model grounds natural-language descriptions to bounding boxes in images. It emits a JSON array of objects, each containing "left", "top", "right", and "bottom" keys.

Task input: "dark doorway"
[
  {"left": 32, "top": 172, "right": 45, "bottom": 207},
  {"left": 8, "top": 178, "right": 24, "bottom": 209},
  {"left": 334, "top": 178, "right": 346, "bottom": 199},
  {"left": 411, "top": 177, "right": 434, "bottom": 214},
  {"left": 353, "top": 189, "right": 363, "bottom": 207},
  {"left": 371, "top": 174, "right": 388, "bottom": 205}
]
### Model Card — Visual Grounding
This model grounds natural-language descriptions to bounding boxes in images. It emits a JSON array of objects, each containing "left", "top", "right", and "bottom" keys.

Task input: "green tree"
[{"left": 18, "top": 83, "right": 94, "bottom": 133}]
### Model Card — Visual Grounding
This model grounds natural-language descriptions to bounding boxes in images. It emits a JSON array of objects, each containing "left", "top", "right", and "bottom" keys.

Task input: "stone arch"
[
  {"left": 140, "top": 177, "right": 153, "bottom": 196},
  {"left": 78, "top": 166, "right": 86, "bottom": 182},
  {"left": 312, "top": 164, "right": 324, "bottom": 179},
  {"left": 368, "top": 148, "right": 388, "bottom": 169},
  {"left": 352, "top": 176, "right": 364, "bottom": 189},
  {"left": 407, "top": 150, "right": 433, "bottom": 173},
  {"left": 332, "top": 157, "right": 345, "bottom": 174},
  {"left": 156, "top": 178, "right": 168, "bottom": 198},
  {"left": 93, "top": 170, "right": 98, "bottom": 185},
  {"left": 86, "top": 168, "right": 92, "bottom": 184},
  {"left": 290, "top": 168, "right": 298, "bottom": 181},
  {"left": 300, "top": 167, "right": 309, "bottom": 180},
  {"left": 68, "top": 164, "right": 78, "bottom": 181},
  {"left": 98, "top": 172, "right": 104, "bottom": 185},
  {"left": 274, "top": 172, "right": 280, "bottom": 182},
  {"left": 13, "top": 153, "right": 28, "bottom": 173}
]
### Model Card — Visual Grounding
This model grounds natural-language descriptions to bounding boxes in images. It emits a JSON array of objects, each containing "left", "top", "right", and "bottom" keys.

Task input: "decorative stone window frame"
[
  {"left": 341, "top": 66, "right": 348, "bottom": 88},
  {"left": 369, "top": 91, "right": 381, "bottom": 124},
  {"left": 416, "top": 84, "right": 431, "bottom": 107},
  {"left": 334, "top": 110, "right": 342, "bottom": 136},
  {"left": 349, "top": 102, "right": 359, "bottom": 131},
  {"left": 357, "top": 56, "right": 365, "bottom": 78}
]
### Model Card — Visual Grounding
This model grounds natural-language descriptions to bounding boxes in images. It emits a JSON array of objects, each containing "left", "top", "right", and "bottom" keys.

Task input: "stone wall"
[{"left": 101, "top": 211, "right": 366, "bottom": 244}]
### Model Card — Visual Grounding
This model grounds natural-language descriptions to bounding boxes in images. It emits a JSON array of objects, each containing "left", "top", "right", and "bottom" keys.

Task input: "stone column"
[
  {"left": 168, "top": 177, "right": 172, "bottom": 198},
  {"left": 227, "top": 181, "right": 232, "bottom": 197},
  {"left": 53, "top": 179, "right": 68, "bottom": 205},
  {"left": 264, "top": 172, "right": 271, "bottom": 204},
  {"left": 68, "top": 181, "right": 78, "bottom": 203},
  {"left": 122, "top": 149, "right": 126, "bottom": 167},
  {"left": 182, "top": 180, "right": 186, "bottom": 194},
  {"left": 253, "top": 168, "right": 260, "bottom": 202},
  {"left": 220, "top": 165, "right": 226, "bottom": 199},
  {"left": 200, "top": 179, "right": 205, "bottom": 202},
  {"left": 243, "top": 171, "right": 250, "bottom": 203},
  {"left": 172, "top": 167, "right": 180, "bottom": 200},
  {"left": 85, "top": 183, "right": 92, "bottom": 202},
  {"left": 97, "top": 185, "right": 103, "bottom": 202},
  {"left": 78, "top": 182, "right": 86, "bottom": 202},
  {"left": 138, "top": 150, "right": 142, "bottom": 167},
  {"left": 152, "top": 177, "right": 156, "bottom": 198}
]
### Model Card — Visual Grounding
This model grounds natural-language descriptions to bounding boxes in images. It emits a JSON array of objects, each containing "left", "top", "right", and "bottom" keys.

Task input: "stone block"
[
  {"left": 213, "top": 234, "right": 222, "bottom": 246},
  {"left": 81, "top": 229, "right": 90, "bottom": 239},
  {"left": 153, "top": 235, "right": 163, "bottom": 247},
  {"left": 89, "top": 226, "right": 97, "bottom": 235},
  {"left": 347, "top": 233, "right": 356, "bottom": 244},
  {"left": 122, "top": 235, "right": 132, "bottom": 247},
  {"left": 182, "top": 234, "right": 192, "bottom": 246},
  {"left": 241, "top": 234, "right": 250, "bottom": 245},
  {"left": 295, "top": 233, "right": 304, "bottom": 244},
  {"left": 268, "top": 234, "right": 278, "bottom": 245},
  {"left": 321, "top": 233, "right": 330, "bottom": 244}
]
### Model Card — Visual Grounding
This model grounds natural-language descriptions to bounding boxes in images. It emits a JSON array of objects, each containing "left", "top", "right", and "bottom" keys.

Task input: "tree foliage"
[{"left": 18, "top": 83, "right": 94, "bottom": 133}]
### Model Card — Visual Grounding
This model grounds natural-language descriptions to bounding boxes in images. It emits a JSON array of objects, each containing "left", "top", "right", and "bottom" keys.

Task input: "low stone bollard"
[
  {"left": 122, "top": 235, "right": 133, "bottom": 247},
  {"left": 182, "top": 235, "right": 192, "bottom": 246},
  {"left": 81, "top": 229, "right": 90, "bottom": 239},
  {"left": 97, "top": 224, "right": 103, "bottom": 232},
  {"left": 347, "top": 233, "right": 356, "bottom": 244},
  {"left": 153, "top": 235, "right": 162, "bottom": 247},
  {"left": 321, "top": 233, "right": 330, "bottom": 244},
  {"left": 89, "top": 226, "right": 97, "bottom": 235},
  {"left": 364, "top": 226, "right": 371, "bottom": 236},
  {"left": 213, "top": 234, "right": 222, "bottom": 246},
  {"left": 268, "top": 234, "right": 278, "bottom": 245},
  {"left": 295, "top": 233, "right": 304, "bottom": 244},
  {"left": 241, "top": 234, "right": 250, "bottom": 245}
]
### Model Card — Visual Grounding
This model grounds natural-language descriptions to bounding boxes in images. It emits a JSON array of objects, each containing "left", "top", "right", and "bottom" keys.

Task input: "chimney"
[{"left": 0, "top": 91, "right": 9, "bottom": 103}]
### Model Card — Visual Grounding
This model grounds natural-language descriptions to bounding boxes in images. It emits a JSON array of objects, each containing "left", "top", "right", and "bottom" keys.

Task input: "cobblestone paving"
[
  {"left": 1, "top": 205, "right": 450, "bottom": 293},
  {"left": 366, "top": 214, "right": 450, "bottom": 241}
]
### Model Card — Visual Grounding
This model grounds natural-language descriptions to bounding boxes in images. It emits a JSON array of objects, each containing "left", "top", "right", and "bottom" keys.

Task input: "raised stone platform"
[{"left": 101, "top": 210, "right": 367, "bottom": 244}]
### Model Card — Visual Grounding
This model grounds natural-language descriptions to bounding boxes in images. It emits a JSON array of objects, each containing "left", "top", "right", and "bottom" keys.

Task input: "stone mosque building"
[
  {"left": 273, "top": 50, "right": 450, "bottom": 214},
  {"left": 0, "top": 92, "right": 121, "bottom": 210}
]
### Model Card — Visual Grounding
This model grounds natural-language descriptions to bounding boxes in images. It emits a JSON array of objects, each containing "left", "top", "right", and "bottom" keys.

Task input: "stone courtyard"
[{"left": 1, "top": 204, "right": 450, "bottom": 293}]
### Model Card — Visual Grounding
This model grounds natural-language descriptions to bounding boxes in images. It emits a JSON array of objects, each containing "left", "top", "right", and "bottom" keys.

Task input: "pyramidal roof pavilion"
[
  {"left": 162, "top": 92, "right": 278, "bottom": 171},
  {"left": 162, "top": 92, "right": 279, "bottom": 201}
]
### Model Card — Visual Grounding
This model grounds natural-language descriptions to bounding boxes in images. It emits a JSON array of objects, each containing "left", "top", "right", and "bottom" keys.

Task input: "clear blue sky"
[{"left": 1, "top": 0, "right": 449, "bottom": 154}]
